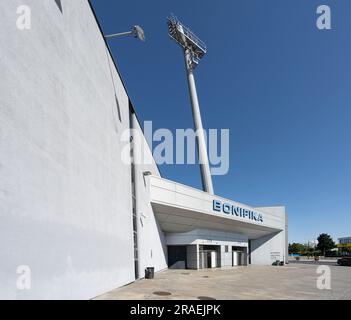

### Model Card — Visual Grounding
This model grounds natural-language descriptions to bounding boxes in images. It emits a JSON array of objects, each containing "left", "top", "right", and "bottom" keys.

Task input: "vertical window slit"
[{"left": 115, "top": 94, "right": 122, "bottom": 122}]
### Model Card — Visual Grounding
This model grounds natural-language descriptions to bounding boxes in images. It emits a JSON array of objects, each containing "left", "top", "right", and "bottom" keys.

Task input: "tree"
[
  {"left": 289, "top": 243, "right": 305, "bottom": 254},
  {"left": 303, "top": 246, "right": 315, "bottom": 258},
  {"left": 316, "top": 233, "right": 335, "bottom": 256}
]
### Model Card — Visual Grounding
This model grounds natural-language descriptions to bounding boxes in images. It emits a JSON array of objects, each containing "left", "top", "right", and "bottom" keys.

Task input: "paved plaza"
[{"left": 95, "top": 263, "right": 351, "bottom": 300}]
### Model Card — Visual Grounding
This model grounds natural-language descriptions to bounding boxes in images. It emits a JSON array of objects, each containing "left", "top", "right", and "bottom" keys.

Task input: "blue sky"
[{"left": 91, "top": 0, "right": 351, "bottom": 244}]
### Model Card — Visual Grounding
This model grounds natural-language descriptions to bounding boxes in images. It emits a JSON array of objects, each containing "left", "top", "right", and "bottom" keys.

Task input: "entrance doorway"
[
  {"left": 199, "top": 245, "right": 221, "bottom": 269},
  {"left": 168, "top": 246, "right": 187, "bottom": 269},
  {"left": 232, "top": 246, "right": 248, "bottom": 266}
]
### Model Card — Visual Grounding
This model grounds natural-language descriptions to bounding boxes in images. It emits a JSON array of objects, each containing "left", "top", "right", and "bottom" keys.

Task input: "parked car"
[{"left": 337, "top": 257, "right": 351, "bottom": 266}]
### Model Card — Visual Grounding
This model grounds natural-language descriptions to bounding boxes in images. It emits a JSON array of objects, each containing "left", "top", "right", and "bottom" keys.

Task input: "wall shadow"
[{"left": 55, "top": 0, "right": 63, "bottom": 13}]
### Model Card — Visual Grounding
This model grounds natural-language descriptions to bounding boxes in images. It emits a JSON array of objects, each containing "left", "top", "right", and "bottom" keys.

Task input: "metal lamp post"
[{"left": 105, "top": 25, "right": 145, "bottom": 41}]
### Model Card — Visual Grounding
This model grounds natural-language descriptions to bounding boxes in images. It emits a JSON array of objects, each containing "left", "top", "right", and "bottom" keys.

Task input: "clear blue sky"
[{"left": 91, "top": 0, "right": 351, "bottom": 244}]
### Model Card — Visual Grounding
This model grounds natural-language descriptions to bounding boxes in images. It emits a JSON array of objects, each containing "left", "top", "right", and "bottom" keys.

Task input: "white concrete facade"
[{"left": 0, "top": 0, "right": 288, "bottom": 299}]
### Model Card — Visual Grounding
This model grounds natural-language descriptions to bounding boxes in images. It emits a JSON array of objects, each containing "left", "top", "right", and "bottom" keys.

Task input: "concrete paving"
[{"left": 95, "top": 264, "right": 351, "bottom": 300}]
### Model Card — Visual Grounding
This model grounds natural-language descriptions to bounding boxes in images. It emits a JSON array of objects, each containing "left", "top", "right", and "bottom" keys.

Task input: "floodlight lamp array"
[{"left": 167, "top": 15, "right": 207, "bottom": 68}]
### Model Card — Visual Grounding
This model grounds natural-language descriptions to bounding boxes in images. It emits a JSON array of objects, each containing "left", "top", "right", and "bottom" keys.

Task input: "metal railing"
[{"left": 167, "top": 15, "right": 207, "bottom": 58}]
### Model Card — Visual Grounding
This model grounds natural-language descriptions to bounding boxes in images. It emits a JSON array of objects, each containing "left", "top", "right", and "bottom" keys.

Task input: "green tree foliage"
[
  {"left": 288, "top": 243, "right": 305, "bottom": 254},
  {"left": 316, "top": 233, "right": 336, "bottom": 256}
]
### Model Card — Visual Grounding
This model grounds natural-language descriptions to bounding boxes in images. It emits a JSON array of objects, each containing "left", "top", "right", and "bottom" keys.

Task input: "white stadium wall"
[
  {"left": 130, "top": 114, "right": 168, "bottom": 278},
  {"left": 0, "top": 0, "right": 136, "bottom": 299}
]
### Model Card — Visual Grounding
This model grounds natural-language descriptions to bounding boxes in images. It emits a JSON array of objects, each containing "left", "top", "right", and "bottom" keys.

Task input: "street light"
[{"left": 105, "top": 25, "right": 145, "bottom": 41}]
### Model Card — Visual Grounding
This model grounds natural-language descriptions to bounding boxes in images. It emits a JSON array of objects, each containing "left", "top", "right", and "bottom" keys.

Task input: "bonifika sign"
[{"left": 212, "top": 200, "right": 263, "bottom": 223}]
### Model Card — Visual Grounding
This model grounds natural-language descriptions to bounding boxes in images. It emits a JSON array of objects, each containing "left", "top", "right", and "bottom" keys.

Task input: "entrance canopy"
[{"left": 148, "top": 176, "right": 285, "bottom": 240}]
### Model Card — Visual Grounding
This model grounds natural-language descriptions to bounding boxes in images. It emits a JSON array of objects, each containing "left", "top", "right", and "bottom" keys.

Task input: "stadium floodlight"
[
  {"left": 105, "top": 25, "right": 145, "bottom": 41},
  {"left": 167, "top": 15, "right": 206, "bottom": 69},
  {"left": 167, "top": 15, "right": 214, "bottom": 195}
]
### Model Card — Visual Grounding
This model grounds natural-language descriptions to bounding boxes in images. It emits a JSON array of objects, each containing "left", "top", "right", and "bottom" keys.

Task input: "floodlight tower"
[{"left": 167, "top": 15, "right": 214, "bottom": 195}]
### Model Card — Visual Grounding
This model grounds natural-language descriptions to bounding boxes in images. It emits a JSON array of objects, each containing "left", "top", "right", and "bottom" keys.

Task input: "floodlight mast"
[{"left": 167, "top": 15, "right": 214, "bottom": 195}]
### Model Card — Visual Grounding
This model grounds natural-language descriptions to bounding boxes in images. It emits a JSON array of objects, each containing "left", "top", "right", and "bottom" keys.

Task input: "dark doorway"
[
  {"left": 248, "top": 240, "right": 252, "bottom": 264},
  {"left": 232, "top": 246, "right": 248, "bottom": 266},
  {"left": 199, "top": 245, "right": 220, "bottom": 269},
  {"left": 168, "top": 246, "right": 187, "bottom": 269},
  {"left": 207, "top": 254, "right": 211, "bottom": 267}
]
